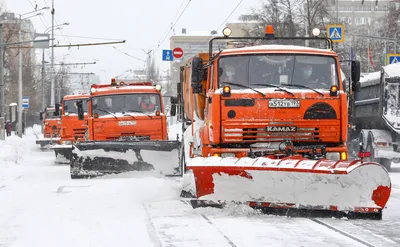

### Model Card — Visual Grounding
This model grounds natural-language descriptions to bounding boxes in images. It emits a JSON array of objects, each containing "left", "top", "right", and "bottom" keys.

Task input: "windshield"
[
  {"left": 92, "top": 93, "right": 161, "bottom": 117},
  {"left": 218, "top": 54, "right": 338, "bottom": 90},
  {"left": 64, "top": 99, "right": 88, "bottom": 114},
  {"left": 45, "top": 109, "right": 58, "bottom": 119}
]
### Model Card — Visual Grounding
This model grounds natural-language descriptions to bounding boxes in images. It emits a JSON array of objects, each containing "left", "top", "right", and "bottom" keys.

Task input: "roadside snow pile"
[
  {"left": 168, "top": 122, "right": 182, "bottom": 141},
  {"left": 0, "top": 126, "right": 39, "bottom": 165}
]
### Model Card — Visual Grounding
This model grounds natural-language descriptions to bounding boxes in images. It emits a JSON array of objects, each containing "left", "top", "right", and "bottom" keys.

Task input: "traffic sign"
[
  {"left": 386, "top": 54, "right": 400, "bottom": 65},
  {"left": 172, "top": 47, "right": 184, "bottom": 59},
  {"left": 162, "top": 49, "right": 174, "bottom": 61},
  {"left": 326, "top": 24, "right": 344, "bottom": 43},
  {"left": 22, "top": 96, "right": 29, "bottom": 109}
]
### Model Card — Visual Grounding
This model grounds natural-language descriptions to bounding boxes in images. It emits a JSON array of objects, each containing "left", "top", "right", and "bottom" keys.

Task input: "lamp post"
[
  {"left": 41, "top": 23, "right": 69, "bottom": 110},
  {"left": 17, "top": 9, "right": 48, "bottom": 138}
]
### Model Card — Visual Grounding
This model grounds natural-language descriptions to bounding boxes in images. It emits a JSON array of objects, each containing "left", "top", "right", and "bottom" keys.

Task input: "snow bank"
[
  {"left": 168, "top": 122, "right": 182, "bottom": 141},
  {"left": 0, "top": 126, "right": 39, "bottom": 165}
]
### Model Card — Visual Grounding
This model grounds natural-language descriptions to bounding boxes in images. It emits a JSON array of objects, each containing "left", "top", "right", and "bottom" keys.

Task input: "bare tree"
[{"left": 148, "top": 57, "right": 159, "bottom": 84}]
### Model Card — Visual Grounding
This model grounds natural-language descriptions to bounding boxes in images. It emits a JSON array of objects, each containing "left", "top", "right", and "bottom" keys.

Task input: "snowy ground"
[{"left": 1, "top": 126, "right": 400, "bottom": 247}]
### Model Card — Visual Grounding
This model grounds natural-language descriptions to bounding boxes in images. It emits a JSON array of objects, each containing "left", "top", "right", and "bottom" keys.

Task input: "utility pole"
[
  {"left": 41, "top": 50, "right": 46, "bottom": 110},
  {"left": 17, "top": 26, "right": 22, "bottom": 137},
  {"left": 0, "top": 23, "right": 3, "bottom": 119},
  {"left": 50, "top": 0, "right": 55, "bottom": 106}
]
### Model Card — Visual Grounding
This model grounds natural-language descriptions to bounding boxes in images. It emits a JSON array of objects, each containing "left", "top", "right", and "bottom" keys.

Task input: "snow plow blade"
[
  {"left": 36, "top": 138, "right": 60, "bottom": 150},
  {"left": 181, "top": 157, "right": 391, "bottom": 220},
  {"left": 51, "top": 144, "right": 73, "bottom": 164},
  {"left": 70, "top": 140, "right": 181, "bottom": 178}
]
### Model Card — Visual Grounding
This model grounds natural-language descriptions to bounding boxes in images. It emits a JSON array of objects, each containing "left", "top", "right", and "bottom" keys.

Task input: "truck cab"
[
  {"left": 60, "top": 94, "right": 89, "bottom": 144},
  {"left": 40, "top": 105, "right": 62, "bottom": 139},
  {"left": 179, "top": 26, "right": 360, "bottom": 162},
  {"left": 84, "top": 79, "right": 169, "bottom": 141}
]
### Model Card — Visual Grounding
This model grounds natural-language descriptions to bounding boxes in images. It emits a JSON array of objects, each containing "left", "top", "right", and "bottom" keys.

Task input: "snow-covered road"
[{"left": 1, "top": 127, "right": 399, "bottom": 247}]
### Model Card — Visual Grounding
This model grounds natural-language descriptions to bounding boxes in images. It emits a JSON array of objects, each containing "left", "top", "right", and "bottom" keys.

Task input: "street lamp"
[
  {"left": 17, "top": 9, "right": 47, "bottom": 138},
  {"left": 41, "top": 23, "right": 69, "bottom": 111}
]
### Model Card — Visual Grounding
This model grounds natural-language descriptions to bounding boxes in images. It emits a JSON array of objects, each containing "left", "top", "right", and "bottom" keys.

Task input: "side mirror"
[
  {"left": 54, "top": 103, "right": 60, "bottom": 116},
  {"left": 352, "top": 81, "right": 361, "bottom": 92},
  {"left": 170, "top": 104, "right": 177, "bottom": 117},
  {"left": 170, "top": 96, "right": 178, "bottom": 104},
  {"left": 39, "top": 112, "right": 43, "bottom": 120},
  {"left": 76, "top": 100, "right": 84, "bottom": 120},
  {"left": 351, "top": 60, "right": 361, "bottom": 83},
  {"left": 191, "top": 57, "right": 203, "bottom": 94}
]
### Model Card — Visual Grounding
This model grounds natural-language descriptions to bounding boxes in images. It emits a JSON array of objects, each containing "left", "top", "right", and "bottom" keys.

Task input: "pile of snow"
[
  {"left": 0, "top": 125, "right": 42, "bottom": 166},
  {"left": 168, "top": 122, "right": 182, "bottom": 141}
]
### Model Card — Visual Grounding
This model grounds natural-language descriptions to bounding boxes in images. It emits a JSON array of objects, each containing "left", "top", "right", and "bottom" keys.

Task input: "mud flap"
[
  {"left": 70, "top": 140, "right": 182, "bottom": 178},
  {"left": 181, "top": 157, "right": 391, "bottom": 219}
]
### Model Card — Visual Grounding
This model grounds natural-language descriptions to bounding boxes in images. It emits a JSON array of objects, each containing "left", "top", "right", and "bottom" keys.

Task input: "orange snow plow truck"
[
  {"left": 36, "top": 104, "right": 62, "bottom": 148},
  {"left": 51, "top": 93, "right": 89, "bottom": 163},
  {"left": 69, "top": 79, "right": 181, "bottom": 178},
  {"left": 178, "top": 26, "right": 391, "bottom": 219}
]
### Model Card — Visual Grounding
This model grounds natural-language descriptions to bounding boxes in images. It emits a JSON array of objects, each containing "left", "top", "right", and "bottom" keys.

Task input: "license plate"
[
  {"left": 118, "top": 121, "right": 137, "bottom": 126},
  {"left": 268, "top": 99, "right": 300, "bottom": 108}
]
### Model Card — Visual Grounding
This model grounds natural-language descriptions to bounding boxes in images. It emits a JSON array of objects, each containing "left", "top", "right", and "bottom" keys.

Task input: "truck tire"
[
  {"left": 366, "top": 144, "right": 392, "bottom": 172},
  {"left": 179, "top": 138, "right": 186, "bottom": 175},
  {"left": 380, "top": 158, "right": 392, "bottom": 172}
]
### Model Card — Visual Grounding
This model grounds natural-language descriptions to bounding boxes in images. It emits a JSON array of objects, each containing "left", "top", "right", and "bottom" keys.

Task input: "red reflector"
[{"left": 358, "top": 151, "right": 371, "bottom": 158}]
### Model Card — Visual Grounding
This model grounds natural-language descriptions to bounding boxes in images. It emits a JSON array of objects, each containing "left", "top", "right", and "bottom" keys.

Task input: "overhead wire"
[
  {"left": 112, "top": 46, "right": 146, "bottom": 62},
  {"left": 216, "top": 0, "right": 244, "bottom": 32},
  {"left": 26, "top": 0, "right": 50, "bottom": 30},
  {"left": 150, "top": 0, "right": 193, "bottom": 57},
  {"left": 42, "top": 0, "right": 86, "bottom": 64}
]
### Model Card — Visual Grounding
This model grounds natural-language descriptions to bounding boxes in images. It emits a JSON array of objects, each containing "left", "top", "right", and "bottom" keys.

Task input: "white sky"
[{"left": 3, "top": 0, "right": 261, "bottom": 82}]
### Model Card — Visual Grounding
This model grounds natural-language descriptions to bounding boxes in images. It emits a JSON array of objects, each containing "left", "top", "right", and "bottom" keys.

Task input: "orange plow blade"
[{"left": 181, "top": 157, "right": 391, "bottom": 219}]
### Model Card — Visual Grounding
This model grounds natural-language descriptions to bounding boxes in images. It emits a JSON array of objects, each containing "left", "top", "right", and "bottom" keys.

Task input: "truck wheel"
[
  {"left": 179, "top": 139, "right": 186, "bottom": 176},
  {"left": 379, "top": 159, "right": 392, "bottom": 172}
]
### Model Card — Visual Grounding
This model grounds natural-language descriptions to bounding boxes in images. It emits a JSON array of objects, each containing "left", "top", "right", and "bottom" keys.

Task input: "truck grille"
[
  {"left": 73, "top": 128, "right": 86, "bottom": 138},
  {"left": 222, "top": 125, "right": 339, "bottom": 143}
]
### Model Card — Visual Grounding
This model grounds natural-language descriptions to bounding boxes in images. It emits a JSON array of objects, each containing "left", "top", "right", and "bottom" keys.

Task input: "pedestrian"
[
  {"left": 5, "top": 121, "right": 12, "bottom": 136},
  {"left": 22, "top": 122, "right": 25, "bottom": 135}
]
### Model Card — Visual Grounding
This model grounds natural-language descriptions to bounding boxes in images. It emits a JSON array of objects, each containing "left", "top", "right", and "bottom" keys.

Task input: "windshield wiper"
[
  {"left": 222, "top": 82, "right": 265, "bottom": 96},
  {"left": 122, "top": 112, "right": 136, "bottom": 119},
  {"left": 284, "top": 84, "right": 324, "bottom": 97},
  {"left": 96, "top": 109, "right": 118, "bottom": 119},
  {"left": 127, "top": 110, "right": 153, "bottom": 119},
  {"left": 252, "top": 83, "right": 294, "bottom": 96}
]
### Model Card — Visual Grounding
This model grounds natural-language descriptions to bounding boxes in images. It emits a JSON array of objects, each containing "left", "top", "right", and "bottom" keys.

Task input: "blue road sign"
[
  {"left": 22, "top": 96, "right": 29, "bottom": 109},
  {"left": 162, "top": 50, "right": 174, "bottom": 61},
  {"left": 326, "top": 24, "right": 344, "bottom": 42},
  {"left": 387, "top": 54, "right": 400, "bottom": 65}
]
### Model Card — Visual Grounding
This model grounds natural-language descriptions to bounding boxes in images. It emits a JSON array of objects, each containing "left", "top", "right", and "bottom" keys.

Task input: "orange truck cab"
[
  {"left": 60, "top": 93, "right": 89, "bottom": 144},
  {"left": 51, "top": 93, "right": 89, "bottom": 162},
  {"left": 36, "top": 104, "right": 62, "bottom": 147},
  {"left": 178, "top": 26, "right": 361, "bottom": 163},
  {"left": 85, "top": 80, "right": 169, "bottom": 141}
]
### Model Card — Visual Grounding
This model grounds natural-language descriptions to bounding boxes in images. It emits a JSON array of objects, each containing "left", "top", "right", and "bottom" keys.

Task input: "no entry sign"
[{"left": 172, "top": 47, "right": 184, "bottom": 59}]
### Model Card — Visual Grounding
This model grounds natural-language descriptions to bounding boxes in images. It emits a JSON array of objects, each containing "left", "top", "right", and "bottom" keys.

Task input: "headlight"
[
  {"left": 326, "top": 152, "right": 340, "bottom": 161},
  {"left": 221, "top": 153, "right": 236, "bottom": 158},
  {"left": 62, "top": 140, "right": 73, "bottom": 145}
]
